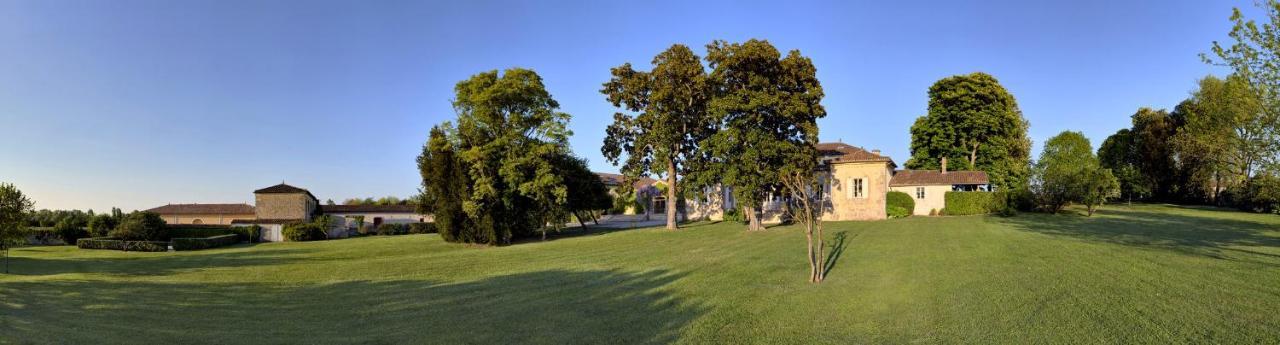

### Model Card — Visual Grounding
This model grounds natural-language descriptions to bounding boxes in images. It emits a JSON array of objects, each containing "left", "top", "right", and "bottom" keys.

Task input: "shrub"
[
  {"left": 942, "top": 192, "right": 999, "bottom": 215},
  {"left": 377, "top": 223, "right": 409, "bottom": 236},
  {"left": 167, "top": 225, "right": 234, "bottom": 239},
  {"left": 722, "top": 208, "right": 745, "bottom": 223},
  {"left": 886, "top": 191, "right": 915, "bottom": 217},
  {"left": 86, "top": 214, "right": 116, "bottom": 237},
  {"left": 1227, "top": 175, "right": 1280, "bottom": 214},
  {"left": 409, "top": 222, "right": 436, "bottom": 234},
  {"left": 54, "top": 219, "right": 89, "bottom": 244},
  {"left": 928, "top": 208, "right": 938, "bottom": 216},
  {"left": 358, "top": 224, "right": 376, "bottom": 235},
  {"left": 172, "top": 234, "right": 240, "bottom": 251},
  {"left": 109, "top": 212, "right": 167, "bottom": 241},
  {"left": 887, "top": 205, "right": 909, "bottom": 219},
  {"left": 76, "top": 237, "right": 168, "bottom": 252},
  {"left": 283, "top": 223, "right": 326, "bottom": 242},
  {"left": 25, "top": 227, "right": 58, "bottom": 244},
  {"left": 230, "top": 225, "right": 262, "bottom": 243}
]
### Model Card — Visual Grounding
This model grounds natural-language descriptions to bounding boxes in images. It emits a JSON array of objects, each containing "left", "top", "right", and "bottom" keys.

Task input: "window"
[
  {"left": 848, "top": 178, "right": 864, "bottom": 199},
  {"left": 916, "top": 187, "right": 926, "bottom": 199}
]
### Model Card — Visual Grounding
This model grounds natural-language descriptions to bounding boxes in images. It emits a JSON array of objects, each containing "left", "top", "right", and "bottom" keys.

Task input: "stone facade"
[
  {"left": 823, "top": 161, "right": 892, "bottom": 221},
  {"left": 162, "top": 213, "right": 256, "bottom": 225},
  {"left": 254, "top": 193, "right": 316, "bottom": 221}
]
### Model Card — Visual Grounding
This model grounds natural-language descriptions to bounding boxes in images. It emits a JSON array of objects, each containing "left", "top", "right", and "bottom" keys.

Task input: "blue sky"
[{"left": 0, "top": 0, "right": 1249, "bottom": 211}]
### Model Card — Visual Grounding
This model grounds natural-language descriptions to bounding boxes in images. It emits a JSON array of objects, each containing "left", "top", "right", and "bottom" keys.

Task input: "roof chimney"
[
  {"left": 940, "top": 157, "right": 948, "bottom": 174},
  {"left": 871, "top": 149, "right": 881, "bottom": 155}
]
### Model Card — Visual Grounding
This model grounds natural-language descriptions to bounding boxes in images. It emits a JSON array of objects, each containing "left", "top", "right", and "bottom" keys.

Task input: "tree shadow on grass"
[
  {"left": 999, "top": 207, "right": 1280, "bottom": 264},
  {"left": 823, "top": 231, "right": 851, "bottom": 277},
  {"left": 0, "top": 269, "right": 703, "bottom": 344},
  {"left": 2, "top": 247, "right": 320, "bottom": 277}
]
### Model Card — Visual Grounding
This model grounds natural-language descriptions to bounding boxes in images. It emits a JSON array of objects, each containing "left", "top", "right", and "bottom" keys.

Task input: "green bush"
[
  {"left": 172, "top": 234, "right": 240, "bottom": 251},
  {"left": 25, "top": 227, "right": 58, "bottom": 244},
  {"left": 1226, "top": 175, "right": 1280, "bottom": 214},
  {"left": 230, "top": 225, "right": 262, "bottom": 243},
  {"left": 886, "top": 191, "right": 915, "bottom": 217},
  {"left": 376, "top": 223, "right": 409, "bottom": 236},
  {"left": 283, "top": 223, "right": 326, "bottom": 242},
  {"left": 166, "top": 225, "right": 233, "bottom": 239},
  {"left": 54, "top": 219, "right": 89, "bottom": 244},
  {"left": 86, "top": 214, "right": 116, "bottom": 237},
  {"left": 722, "top": 208, "right": 745, "bottom": 223},
  {"left": 409, "top": 222, "right": 436, "bottom": 234},
  {"left": 109, "top": 212, "right": 167, "bottom": 241},
  {"left": 76, "top": 237, "right": 168, "bottom": 252},
  {"left": 942, "top": 192, "right": 1000, "bottom": 215},
  {"left": 887, "top": 205, "right": 910, "bottom": 218}
]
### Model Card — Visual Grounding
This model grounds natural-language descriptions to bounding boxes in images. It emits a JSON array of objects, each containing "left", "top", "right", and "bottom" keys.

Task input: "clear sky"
[{"left": 0, "top": 0, "right": 1250, "bottom": 211}]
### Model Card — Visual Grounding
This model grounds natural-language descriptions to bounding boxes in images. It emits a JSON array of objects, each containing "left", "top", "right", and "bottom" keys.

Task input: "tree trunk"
[
  {"left": 805, "top": 226, "right": 816, "bottom": 282},
  {"left": 745, "top": 206, "right": 762, "bottom": 231},
  {"left": 1087, "top": 204, "right": 1096, "bottom": 217},
  {"left": 666, "top": 159, "right": 678, "bottom": 230},
  {"left": 589, "top": 210, "right": 599, "bottom": 225},
  {"left": 969, "top": 142, "right": 979, "bottom": 169},
  {"left": 815, "top": 222, "right": 826, "bottom": 282},
  {"left": 575, "top": 211, "right": 588, "bottom": 229}
]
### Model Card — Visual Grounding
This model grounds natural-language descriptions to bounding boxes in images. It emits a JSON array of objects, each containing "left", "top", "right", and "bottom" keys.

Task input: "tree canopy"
[
  {"left": 906, "top": 72, "right": 1031, "bottom": 190},
  {"left": 1031, "top": 131, "right": 1118, "bottom": 215},
  {"left": 0, "top": 182, "right": 34, "bottom": 273},
  {"left": 601, "top": 44, "right": 714, "bottom": 230},
  {"left": 698, "top": 39, "right": 826, "bottom": 231}
]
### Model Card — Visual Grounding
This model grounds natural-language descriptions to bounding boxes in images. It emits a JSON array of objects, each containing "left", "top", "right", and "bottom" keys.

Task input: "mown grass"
[{"left": 2, "top": 204, "right": 1279, "bottom": 344}]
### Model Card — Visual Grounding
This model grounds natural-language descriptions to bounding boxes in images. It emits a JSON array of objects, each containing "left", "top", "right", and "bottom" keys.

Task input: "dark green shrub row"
[
  {"left": 886, "top": 191, "right": 915, "bottom": 218},
  {"left": 25, "top": 227, "right": 59, "bottom": 244},
  {"left": 942, "top": 192, "right": 998, "bottom": 215},
  {"left": 172, "top": 234, "right": 240, "bottom": 251},
  {"left": 409, "top": 222, "right": 436, "bottom": 234},
  {"left": 376, "top": 223, "right": 408, "bottom": 235},
  {"left": 76, "top": 237, "right": 168, "bottom": 252},
  {"left": 283, "top": 223, "right": 327, "bottom": 242},
  {"left": 230, "top": 225, "right": 262, "bottom": 243},
  {"left": 109, "top": 212, "right": 168, "bottom": 241},
  {"left": 166, "top": 225, "right": 234, "bottom": 239}
]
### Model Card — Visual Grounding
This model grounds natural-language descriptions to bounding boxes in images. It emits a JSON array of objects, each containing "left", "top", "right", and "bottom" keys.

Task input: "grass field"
[{"left": 3, "top": 204, "right": 1280, "bottom": 344}]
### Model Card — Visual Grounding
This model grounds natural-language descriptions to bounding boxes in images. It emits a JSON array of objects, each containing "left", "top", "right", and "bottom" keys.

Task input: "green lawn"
[{"left": 3, "top": 204, "right": 1280, "bottom": 344}]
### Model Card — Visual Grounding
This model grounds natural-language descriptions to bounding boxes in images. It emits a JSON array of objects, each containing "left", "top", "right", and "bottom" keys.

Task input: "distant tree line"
[{"left": 339, "top": 196, "right": 412, "bottom": 206}]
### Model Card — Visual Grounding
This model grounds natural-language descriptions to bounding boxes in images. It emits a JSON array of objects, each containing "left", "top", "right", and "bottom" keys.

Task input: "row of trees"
[
  {"left": 601, "top": 39, "right": 826, "bottom": 233},
  {"left": 335, "top": 196, "right": 412, "bottom": 206},
  {"left": 416, "top": 68, "right": 612, "bottom": 245}
]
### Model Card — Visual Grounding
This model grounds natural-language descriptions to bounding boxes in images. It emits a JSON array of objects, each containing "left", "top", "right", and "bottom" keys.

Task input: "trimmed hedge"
[
  {"left": 942, "top": 191, "right": 998, "bottom": 215},
  {"left": 172, "top": 234, "right": 240, "bottom": 251},
  {"left": 409, "top": 222, "right": 436, "bottom": 234},
  {"left": 886, "top": 191, "right": 915, "bottom": 218},
  {"left": 230, "top": 225, "right": 262, "bottom": 243},
  {"left": 283, "top": 223, "right": 327, "bottom": 242},
  {"left": 166, "top": 225, "right": 234, "bottom": 239},
  {"left": 76, "top": 237, "right": 168, "bottom": 252},
  {"left": 25, "top": 227, "right": 59, "bottom": 244},
  {"left": 376, "top": 223, "right": 409, "bottom": 236},
  {"left": 887, "top": 205, "right": 910, "bottom": 218}
]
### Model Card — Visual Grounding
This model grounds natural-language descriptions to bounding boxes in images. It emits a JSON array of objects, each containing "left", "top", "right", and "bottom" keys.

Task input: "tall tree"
[
  {"left": 417, "top": 68, "right": 574, "bottom": 245},
  {"left": 700, "top": 39, "right": 826, "bottom": 231},
  {"left": 417, "top": 125, "right": 472, "bottom": 243},
  {"left": 1098, "top": 128, "right": 1151, "bottom": 202},
  {"left": 0, "top": 182, "right": 34, "bottom": 274},
  {"left": 1130, "top": 107, "right": 1179, "bottom": 200},
  {"left": 1204, "top": 1, "right": 1280, "bottom": 173},
  {"left": 1031, "top": 131, "right": 1117, "bottom": 215},
  {"left": 906, "top": 72, "right": 1032, "bottom": 190},
  {"left": 601, "top": 44, "right": 714, "bottom": 230},
  {"left": 1175, "top": 75, "right": 1272, "bottom": 203}
]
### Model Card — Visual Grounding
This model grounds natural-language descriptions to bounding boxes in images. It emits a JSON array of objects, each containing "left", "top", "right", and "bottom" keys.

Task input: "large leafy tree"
[
  {"left": 700, "top": 39, "right": 826, "bottom": 231},
  {"left": 417, "top": 68, "right": 574, "bottom": 245},
  {"left": 1129, "top": 107, "right": 1180, "bottom": 200},
  {"left": 601, "top": 44, "right": 714, "bottom": 230},
  {"left": 417, "top": 125, "right": 472, "bottom": 243},
  {"left": 1098, "top": 128, "right": 1151, "bottom": 202},
  {"left": 1031, "top": 131, "right": 1118, "bottom": 215},
  {"left": 0, "top": 182, "right": 34, "bottom": 274},
  {"left": 1174, "top": 75, "right": 1272, "bottom": 203},
  {"left": 1205, "top": 1, "right": 1280, "bottom": 173},
  {"left": 906, "top": 72, "right": 1031, "bottom": 190}
]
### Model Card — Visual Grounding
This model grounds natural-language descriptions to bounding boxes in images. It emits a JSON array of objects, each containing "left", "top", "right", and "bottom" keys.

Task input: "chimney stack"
[
  {"left": 871, "top": 149, "right": 881, "bottom": 155},
  {"left": 940, "top": 157, "right": 948, "bottom": 174}
]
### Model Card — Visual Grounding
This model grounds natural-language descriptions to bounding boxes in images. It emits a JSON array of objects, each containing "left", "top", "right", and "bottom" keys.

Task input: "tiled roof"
[
  {"left": 321, "top": 204, "right": 418, "bottom": 214},
  {"left": 889, "top": 170, "right": 989, "bottom": 186},
  {"left": 145, "top": 203, "right": 255, "bottom": 215},
  {"left": 595, "top": 172, "right": 659, "bottom": 191},
  {"left": 253, "top": 183, "right": 319, "bottom": 203},
  {"left": 817, "top": 142, "right": 896, "bottom": 167}
]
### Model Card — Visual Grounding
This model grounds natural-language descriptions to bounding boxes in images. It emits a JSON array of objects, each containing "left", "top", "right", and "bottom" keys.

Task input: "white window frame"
[{"left": 848, "top": 178, "right": 865, "bottom": 199}]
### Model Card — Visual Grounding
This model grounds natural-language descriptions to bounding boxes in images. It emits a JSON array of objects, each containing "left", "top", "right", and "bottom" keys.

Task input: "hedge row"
[
  {"left": 166, "top": 225, "right": 234, "bottom": 239},
  {"left": 76, "top": 237, "right": 169, "bottom": 252},
  {"left": 283, "top": 223, "right": 327, "bottom": 242},
  {"left": 371, "top": 223, "right": 436, "bottom": 236},
  {"left": 942, "top": 191, "right": 1017, "bottom": 216},
  {"left": 172, "top": 234, "right": 240, "bottom": 251}
]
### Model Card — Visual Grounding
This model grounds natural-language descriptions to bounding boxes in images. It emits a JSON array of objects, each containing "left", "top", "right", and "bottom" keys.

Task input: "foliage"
[
  {"left": 942, "top": 192, "right": 999, "bottom": 216},
  {"left": 409, "top": 222, "right": 436, "bottom": 234},
  {"left": 342, "top": 196, "right": 411, "bottom": 206},
  {"left": 417, "top": 68, "right": 582, "bottom": 245},
  {"left": 886, "top": 206, "right": 910, "bottom": 219},
  {"left": 376, "top": 223, "right": 410, "bottom": 236},
  {"left": 24, "top": 227, "right": 58, "bottom": 244},
  {"left": 54, "top": 218, "right": 89, "bottom": 244},
  {"left": 553, "top": 153, "right": 613, "bottom": 229},
  {"left": 601, "top": 44, "right": 715, "bottom": 230},
  {"left": 167, "top": 226, "right": 234, "bottom": 239},
  {"left": 86, "top": 214, "right": 116, "bottom": 238},
  {"left": 172, "top": 234, "right": 240, "bottom": 251},
  {"left": 886, "top": 191, "right": 915, "bottom": 217},
  {"left": 1225, "top": 174, "right": 1280, "bottom": 213},
  {"left": 75, "top": 237, "right": 168, "bottom": 252},
  {"left": 906, "top": 72, "right": 1032, "bottom": 191},
  {"left": 0, "top": 182, "right": 35, "bottom": 272},
  {"left": 699, "top": 39, "right": 826, "bottom": 231},
  {"left": 230, "top": 225, "right": 262, "bottom": 243},
  {"left": 1204, "top": 1, "right": 1280, "bottom": 174},
  {"left": 1098, "top": 128, "right": 1152, "bottom": 202},
  {"left": 25, "top": 209, "right": 92, "bottom": 228},
  {"left": 108, "top": 212, "right": 168, "bottom": 241},
  {"left": 1031, "top": 131, "right": 1120, "bottom": 215},
  {"left": 721, "top": 208, "right": 744, "bottom": 223},
  {"left": 283, "top": 223, "right": 326, "bottom": 242}
]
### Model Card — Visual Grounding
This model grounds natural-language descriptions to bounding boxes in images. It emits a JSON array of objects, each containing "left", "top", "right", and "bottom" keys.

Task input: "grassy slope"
[{"left": 2, "top": 204, "right": 1279, "bottom": 344}]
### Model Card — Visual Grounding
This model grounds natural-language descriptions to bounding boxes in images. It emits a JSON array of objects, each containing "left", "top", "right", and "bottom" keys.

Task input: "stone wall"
[
  {"left": 823, "top": 161, "right": 891, "bottom": 220},
  {"left": 254, "top": 193, "right": 315, "bottom": 221}
]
